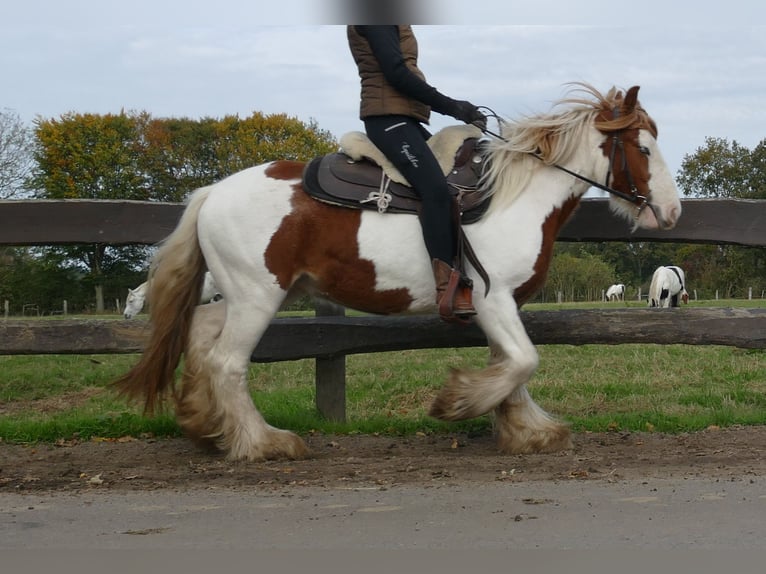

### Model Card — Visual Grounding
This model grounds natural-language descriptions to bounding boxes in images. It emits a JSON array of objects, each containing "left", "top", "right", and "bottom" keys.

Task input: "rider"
[{"left": 346, "top": 25, "right": 486, "bottom": 322}]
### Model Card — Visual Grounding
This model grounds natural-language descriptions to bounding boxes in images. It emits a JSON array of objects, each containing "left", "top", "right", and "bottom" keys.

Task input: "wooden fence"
[{"left": 1, "top": 198, "right": 764, "bottom": 420}]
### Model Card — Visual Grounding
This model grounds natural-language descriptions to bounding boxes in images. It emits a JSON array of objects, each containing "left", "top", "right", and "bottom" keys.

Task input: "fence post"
[
  {"left": 3, "top": 300, "right": 7, "bottom": 319},
  {"left": 748, "top": 287, "right": 752, "bottom": 300},
  {"left": 314, "top": 299, "right": 346, "bottom": 422},
  {"left": 63, "top": 300, "right": 68, "bottom": 316}
]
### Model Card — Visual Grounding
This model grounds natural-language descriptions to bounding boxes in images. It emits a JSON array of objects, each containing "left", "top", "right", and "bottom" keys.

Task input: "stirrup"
[{"left": 438, "top": 271, "right": 476, "bottom": 324}]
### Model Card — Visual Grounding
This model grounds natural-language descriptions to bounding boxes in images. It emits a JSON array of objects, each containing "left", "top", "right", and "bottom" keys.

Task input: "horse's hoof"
[
  {"left": 496, "top": 425, "right": 572, "bottom": 454},
  {"left": 225, "top": 429, "right": 310, "bottom": 462}
]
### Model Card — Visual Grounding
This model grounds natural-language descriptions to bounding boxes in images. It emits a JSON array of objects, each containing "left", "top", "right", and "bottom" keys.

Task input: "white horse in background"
[
  {"left": 648, "top": 265, "right": 689, "bottom": 308},
  {"left": 124, "top": 271, "right": 221, "bottom": 319},
  {"left": 606, "top": 283, "right": 625, "bottom": 301}
]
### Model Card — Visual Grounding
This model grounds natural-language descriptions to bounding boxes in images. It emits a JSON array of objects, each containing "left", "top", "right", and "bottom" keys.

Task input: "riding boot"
[{"left": 432, "top": 259, "right": 476, "bottom": 323}]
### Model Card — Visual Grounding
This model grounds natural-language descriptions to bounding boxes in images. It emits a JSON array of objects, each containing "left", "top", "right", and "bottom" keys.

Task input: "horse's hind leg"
[
  {"left": 179, "top": 297, "right": 308, "bottom": 461},
  {"left": 175, "top": 299, "right": 226, "bottom": 448}
]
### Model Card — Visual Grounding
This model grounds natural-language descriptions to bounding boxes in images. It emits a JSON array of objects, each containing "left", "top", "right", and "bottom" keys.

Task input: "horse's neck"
[{"left": 491, "top": 163, "right": 589, "bottom": 230}]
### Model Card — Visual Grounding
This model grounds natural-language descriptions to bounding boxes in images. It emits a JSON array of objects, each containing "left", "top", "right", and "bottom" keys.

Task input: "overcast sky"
[{"left": 2, "top": 1, "right": 765, "bottom": 178}]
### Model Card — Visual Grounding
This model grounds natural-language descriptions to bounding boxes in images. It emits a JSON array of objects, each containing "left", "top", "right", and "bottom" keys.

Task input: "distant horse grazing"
[
  {"left": 114, "top": 83, "right": 681, "bottom": 461},
  {"left": 123, "top": 271, "right": 221, "bottom": 319},
  {"left": 606, "top": 283, "right": 625, "bottom": 301},
  {"left": 648, "top": 265, "right": 689, "bottom": 307}
]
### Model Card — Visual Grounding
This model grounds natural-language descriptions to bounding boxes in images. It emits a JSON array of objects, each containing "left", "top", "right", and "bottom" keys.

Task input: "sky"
[{"left": 2, "top": 1, "right": 765, "bottom": 179}]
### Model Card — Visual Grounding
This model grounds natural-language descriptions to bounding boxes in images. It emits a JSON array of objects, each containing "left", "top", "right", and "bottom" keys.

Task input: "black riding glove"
[{"left": 449, "top": 100, "right": 487, "bottom": 130}]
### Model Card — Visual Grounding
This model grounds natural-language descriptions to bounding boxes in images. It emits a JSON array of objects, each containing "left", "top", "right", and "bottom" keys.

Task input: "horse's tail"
[{"left": 114, "top": 187, "right": 211, "bottom": 413}]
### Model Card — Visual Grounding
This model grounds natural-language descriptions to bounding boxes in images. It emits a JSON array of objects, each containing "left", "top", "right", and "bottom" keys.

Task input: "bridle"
[{"left": 476, "top": 106, "right": 653, "bottom": 220}]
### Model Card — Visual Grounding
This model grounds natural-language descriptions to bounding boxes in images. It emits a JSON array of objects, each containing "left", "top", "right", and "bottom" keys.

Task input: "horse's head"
[
  {"left": 594, "top": 85, "right": 681, "bottom": 231},
  {"left": 123, "top": 287, "right": 145, "bottom": 319}
]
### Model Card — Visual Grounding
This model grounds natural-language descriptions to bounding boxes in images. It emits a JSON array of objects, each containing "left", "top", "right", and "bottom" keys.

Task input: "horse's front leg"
[{"left": 429, "top": 294, "right": 571, "bottom": 454}]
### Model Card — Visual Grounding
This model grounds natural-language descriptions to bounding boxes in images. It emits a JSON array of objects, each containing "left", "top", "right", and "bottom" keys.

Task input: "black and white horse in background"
[
  {"left": 606, "top": 283, "right": 625, "bottom": 301},
  {"left": 648, "top": 265, "right": 689, "bottom": 308}
]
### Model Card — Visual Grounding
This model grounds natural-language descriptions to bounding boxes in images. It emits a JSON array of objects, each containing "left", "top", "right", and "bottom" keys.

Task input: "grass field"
[{"left": 0, "top": 300, "right": 764, "bottom": 443}]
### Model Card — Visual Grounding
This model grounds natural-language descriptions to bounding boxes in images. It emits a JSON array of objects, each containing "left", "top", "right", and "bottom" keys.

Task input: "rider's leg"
[{"left": 364, "top": 116, "right": 475, "bottom": 320}]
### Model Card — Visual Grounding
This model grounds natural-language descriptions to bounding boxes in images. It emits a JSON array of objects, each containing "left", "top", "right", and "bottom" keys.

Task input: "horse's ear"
[
  {"left": 128, "top": 288, "right": 133, "bottom": 294},
  {"left": 624, "top": 86, "right": 640, "bottom": 111}
]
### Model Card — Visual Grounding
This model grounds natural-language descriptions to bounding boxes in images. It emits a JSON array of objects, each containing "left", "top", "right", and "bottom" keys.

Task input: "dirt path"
[{"left": 2, "top": 425, "right": 765, "bottom": 492}]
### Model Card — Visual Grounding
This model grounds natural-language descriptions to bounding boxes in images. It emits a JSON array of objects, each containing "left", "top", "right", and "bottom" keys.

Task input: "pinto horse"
[
  {"left": 606, "top": 283, "right": 625, "bottom": 301},
  {"left": 114, "top": 84, "right": 681, "bottom": 461},
  {"left": 648, "top": 265, "right": 689, "bottom": 308}
]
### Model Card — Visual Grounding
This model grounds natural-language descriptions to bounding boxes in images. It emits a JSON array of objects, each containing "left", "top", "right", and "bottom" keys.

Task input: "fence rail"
[
  {"left": 1, "top": 198, "right": 764, "bottom": 421},
  {"left": 1, "top": 307, "right": 764, "bottom": 357},
  {"left": 0, "top": 198, "right": 764, "bottom": 246}
]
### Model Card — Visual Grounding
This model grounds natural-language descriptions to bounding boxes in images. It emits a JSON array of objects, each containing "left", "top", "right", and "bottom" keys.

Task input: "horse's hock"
[{"left": 0, "top": 198, "right": 764, "bottom": 422}]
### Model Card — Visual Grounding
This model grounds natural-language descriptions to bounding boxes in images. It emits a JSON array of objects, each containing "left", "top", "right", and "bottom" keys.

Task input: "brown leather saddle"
[
  {"left": 302, "top": 137, "right": 492, "bottom": 295},
  {"left": 302, "top": 138, "right": 491, "bottom": 224}
]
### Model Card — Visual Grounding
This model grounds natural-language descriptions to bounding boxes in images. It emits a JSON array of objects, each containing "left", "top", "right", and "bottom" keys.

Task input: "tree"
[
  {"left": 30, "top": 112, "right": 151, "bottom": 312},
  {"left": 0, "top": 108, "right": 35, "bottom": 199},
  {"left": 677, "top": 136, "right": 766, "bottom": 199},
  {"left": 676, "top": 136, "right": 766, "bottom": 297},
  {"left": 540, "top": 251, "right": 616, "bottom": 302},
  {"left": 138, "top": 112, "right": 337, "bottom": 202}
]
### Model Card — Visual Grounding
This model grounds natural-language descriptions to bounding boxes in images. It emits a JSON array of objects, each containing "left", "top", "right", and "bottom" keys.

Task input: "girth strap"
[{"left": 452, "top": 199, "right": 490, "bottom": 297}]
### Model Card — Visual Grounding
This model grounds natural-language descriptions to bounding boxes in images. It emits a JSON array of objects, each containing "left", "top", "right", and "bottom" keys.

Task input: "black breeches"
[{"left": 363, "top": 115, "right": 456, "bottom": 264}]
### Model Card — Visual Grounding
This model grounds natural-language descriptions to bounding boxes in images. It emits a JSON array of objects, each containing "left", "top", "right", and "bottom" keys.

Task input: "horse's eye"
[{"left": 639, "top": 145, "right": 651, "bottom": 156}]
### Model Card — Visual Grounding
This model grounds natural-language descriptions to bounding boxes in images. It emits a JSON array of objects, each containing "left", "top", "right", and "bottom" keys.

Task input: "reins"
[{"left": 475, "top": 106, "right": 651, "bottom": 219}]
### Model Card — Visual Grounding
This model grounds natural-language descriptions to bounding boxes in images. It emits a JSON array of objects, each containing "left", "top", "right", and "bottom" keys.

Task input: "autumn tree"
[
  {"left": 30, "top": 112, "right": 151, "bottom": 312},
  {"left": 138, "top": 112, "right": 337, "bottom": 202}
]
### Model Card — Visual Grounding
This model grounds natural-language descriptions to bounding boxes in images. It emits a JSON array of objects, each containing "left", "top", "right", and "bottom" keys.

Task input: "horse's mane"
[{"left": 481, "top": 82, "right": 651, "bottom": 213}]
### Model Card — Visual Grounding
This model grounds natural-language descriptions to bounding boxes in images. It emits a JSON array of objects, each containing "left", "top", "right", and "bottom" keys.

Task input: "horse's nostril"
[{"left": 659, "top": 204, "right": 681, "bottom": 229}]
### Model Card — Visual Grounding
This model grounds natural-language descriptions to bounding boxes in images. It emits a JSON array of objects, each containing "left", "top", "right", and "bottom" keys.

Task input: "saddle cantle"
[{"left": 302, "top": 126, "right": 491, "bottom": 224}]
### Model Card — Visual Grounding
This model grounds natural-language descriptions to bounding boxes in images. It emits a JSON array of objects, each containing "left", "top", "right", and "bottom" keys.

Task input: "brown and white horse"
[{"left": 114, "top": 84, "right": 681, "bottom": 461}]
